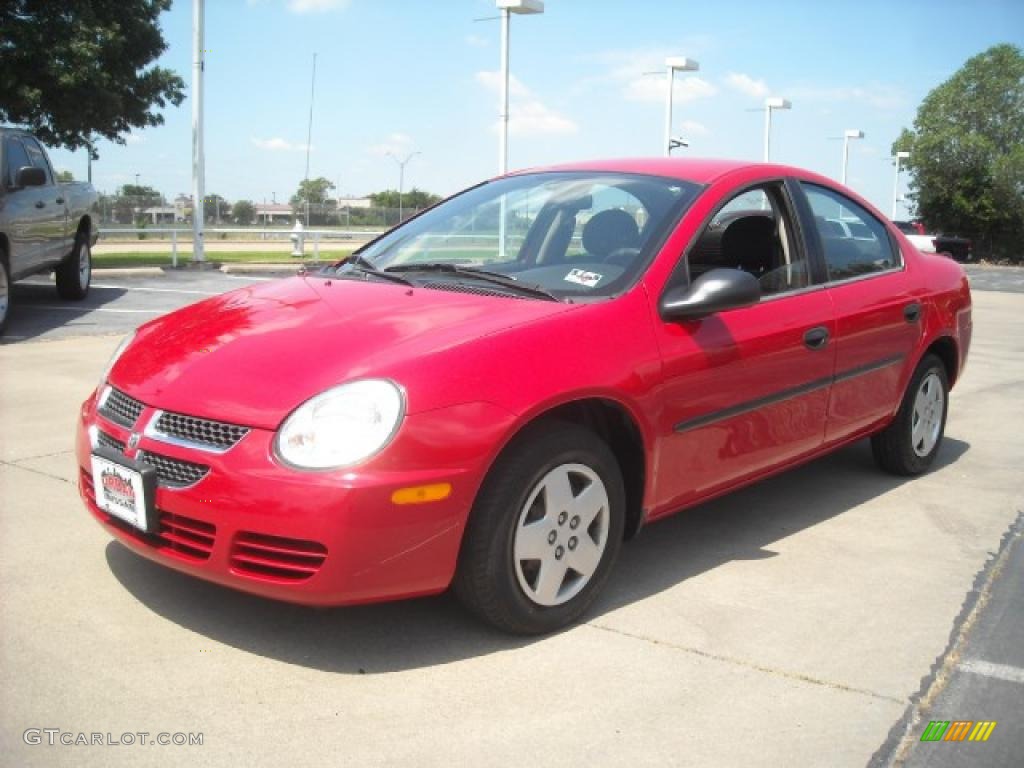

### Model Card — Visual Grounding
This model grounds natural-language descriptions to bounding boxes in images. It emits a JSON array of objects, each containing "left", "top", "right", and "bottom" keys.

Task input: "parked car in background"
[
  {"left": 0, "top": 127, "right": 99, "bottom": 334},
  {"left": 892, "top": 220, "right": 972, "bottom": 262},
  {"left": 77, "top": 159, "right": 972, "bottom": 634}
]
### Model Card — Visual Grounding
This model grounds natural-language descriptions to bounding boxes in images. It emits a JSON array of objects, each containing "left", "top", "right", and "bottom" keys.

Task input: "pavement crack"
[
  {"left": 0, "top": 459, "right": 73, "bottom": 485},
  {"left": 9, "top": 448, "right": 74, "bottom": 463},
  {"left": 586, "top": 621, "right": 903, "bottom": 703},
  {"left": 868, "top": 510, "right": 1024, "bottom": 768}
]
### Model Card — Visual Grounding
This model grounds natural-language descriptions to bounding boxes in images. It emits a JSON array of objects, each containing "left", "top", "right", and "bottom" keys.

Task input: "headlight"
[
  {"left": 99, "top": 332, "right": 135, "bottom": 389},
  {"left": 275, "top": 379, "right": 405, "bottom": 470}
]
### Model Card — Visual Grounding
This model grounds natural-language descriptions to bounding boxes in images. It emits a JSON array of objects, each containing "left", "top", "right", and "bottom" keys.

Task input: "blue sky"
[{"left": 47, "top": 0, "right": 1024, "bottom": 217}]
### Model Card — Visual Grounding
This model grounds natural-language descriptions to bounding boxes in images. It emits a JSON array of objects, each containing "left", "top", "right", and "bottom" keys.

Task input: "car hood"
[{"left": 110, "top": 275, "right": 577, "bottom": 429}]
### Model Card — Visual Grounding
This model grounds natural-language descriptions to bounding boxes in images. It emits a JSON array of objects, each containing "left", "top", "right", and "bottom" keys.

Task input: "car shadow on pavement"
[
  {"left": 105, "top": 436, "right": 969, "bottom": 674},
  {"left": 1, "top": 280, "right": 127, "bottom": 342}
]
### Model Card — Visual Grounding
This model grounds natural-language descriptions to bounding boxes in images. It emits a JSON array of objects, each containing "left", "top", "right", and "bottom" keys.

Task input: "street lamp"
[
  {"left": 763, "top": 97, "right": 791, "bottom": 162},
  {"left": 841, "top": 129, "right": 865, "bottom": 186},
  {"left": 663, "top": 56, "right": 700, "bottom": 157},
  {"left": 386, "top": 150, "right": 421, "bottom": 224},
  {"left": 892, "top": 150, "right": 910, "bottom": 219},
  {"left": 496, "top": 0, "right": 544, "bottom": 175}
]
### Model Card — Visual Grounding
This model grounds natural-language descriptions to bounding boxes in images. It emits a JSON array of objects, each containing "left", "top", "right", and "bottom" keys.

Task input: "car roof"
[{"left": 509, "top": 157, "right": 807, "bottom": 185}]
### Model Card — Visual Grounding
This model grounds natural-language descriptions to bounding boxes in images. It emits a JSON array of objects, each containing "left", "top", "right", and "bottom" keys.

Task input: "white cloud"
[
  {"left": 124, "top": 133, "right": 144, "bottom": 144},
  {"left": 678, "top": 119, "right": 710, "bottom": 137},
  {"left": 788, "top": 84, "right": 908, "bottom": 110},
  {"left": 725, "top": 72, "right": 769, "bottom": 99},
  {"left": 475, "top": 71, "right": 578, "bottom": 136},
  {"left": 465, "top": 34, "right": 489, "bottom": 48},
  {"left": 251, "top": 137, "right": 310, "bottom": 152},
  {"left": 582, "top": 50, "right": 717, "bottom": 105},
  {"left": 287, "top": 0, "right": 350, "bottom": 13},
  {"left": 367, "top": 132, "right": 415, "bottom": 157}
]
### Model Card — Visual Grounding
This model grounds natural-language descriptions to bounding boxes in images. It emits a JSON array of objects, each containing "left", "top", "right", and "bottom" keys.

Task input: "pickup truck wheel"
[
  {"left": 454, "top": 421, "right": 625, "bottom": 634},
  {"left": 0, "top": 257, "right": 10, "bottom": 335},
  {"left": 56, "top": 235, "right": 91, "bottom": 300},
  {"left": 871, "top": 354, "right": 949, "bottom": 475}
]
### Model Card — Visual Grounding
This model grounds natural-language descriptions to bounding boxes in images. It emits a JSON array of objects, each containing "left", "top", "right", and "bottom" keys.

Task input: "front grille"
[
  {"left": 153, "top": 411, "right": 249, "bottom": 451},
  {"left": 96, "top": 430, "right": 126, "bottom": 454},
  {"left": 230, "top": 532, "right": 327, "bottom": 582},
  {"left": 99, "top": 387, "right": 145, "bottom": 428},
  {"left": 158, "top": 512, "right": 216, "bottom": 560},
  {"left": 420, "top": 281, "right": 527, "bottom": 300},
  {"left": 138, "top": 451, "right": 210, "bottom": 488}
]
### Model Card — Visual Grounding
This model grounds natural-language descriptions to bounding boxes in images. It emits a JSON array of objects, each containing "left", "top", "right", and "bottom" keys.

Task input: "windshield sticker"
[{"left": 564, "top": 268, "right": 603, "bottom": 288}]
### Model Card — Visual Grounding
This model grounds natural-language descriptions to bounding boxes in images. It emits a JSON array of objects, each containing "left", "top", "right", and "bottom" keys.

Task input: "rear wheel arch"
[{"left": 922, "top": 335, "right": 959, "bottom": 388}]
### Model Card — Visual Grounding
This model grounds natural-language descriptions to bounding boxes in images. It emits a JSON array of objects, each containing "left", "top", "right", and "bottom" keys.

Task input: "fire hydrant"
[{"left": 290, "top": 220, "right": 305, "bottom": 257}]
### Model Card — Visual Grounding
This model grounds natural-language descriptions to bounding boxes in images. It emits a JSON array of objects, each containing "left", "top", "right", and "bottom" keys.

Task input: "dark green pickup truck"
[{"left": 1, "top": 127, "right": 99, "bottom": 335}]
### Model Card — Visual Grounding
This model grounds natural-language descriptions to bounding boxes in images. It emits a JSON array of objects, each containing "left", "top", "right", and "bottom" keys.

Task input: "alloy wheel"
[{"left": 911, "top": 371, "right": 944, "bottom": 457}]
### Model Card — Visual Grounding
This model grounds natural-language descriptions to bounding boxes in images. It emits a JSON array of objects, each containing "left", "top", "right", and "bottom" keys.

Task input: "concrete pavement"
[{"left": 1, "top": 288, "right": 1022, "bottom": 767}]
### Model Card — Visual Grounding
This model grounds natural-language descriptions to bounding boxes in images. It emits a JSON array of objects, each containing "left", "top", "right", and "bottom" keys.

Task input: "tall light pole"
[
  {"left": 841, "top": 129, "right": 865, "bottom": 186},
  {"left": 892, "top": 150, "right": 910, "bottom": 219},
  {"left": 191, "top": 0, "right": 205, "bottom": 263},
  {"left": 304, "top": 52, "right": 317, "bottom": 226},
  {"left": 386, "top": 151, "right": 420, "bottom": 224},
  {"left": 496, "top": 0, "right": 544, "bottom": 175},
  {"left": 763, "top": 97, "right": 791, "bottom": 162},
  {"left": 663, "top": 56, "right": 699, "bottom": 157}
]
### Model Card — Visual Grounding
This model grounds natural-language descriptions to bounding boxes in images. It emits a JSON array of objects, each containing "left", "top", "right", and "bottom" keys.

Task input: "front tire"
[
  {"left": 871, "top": 354, "right": 949, "bottom": 475},
  {"left": 56, "top": 234, "right": 91, "bottom": 300},
  {"left": 455, "top": 421, "right": 625, "bottom": 634},
  {"left": 0, "top": 256, "right": 10, "bottom": 336}
]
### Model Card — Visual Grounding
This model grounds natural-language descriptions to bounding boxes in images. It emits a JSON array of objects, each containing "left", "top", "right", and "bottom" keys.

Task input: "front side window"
[
  {"left": 20, "top": 136, "right": 52, "bottom": 184},
  {"left": 4, "top": 138, "right": 32, "bottom": 188},
  {"left": 687, "top": 186, "right": 809, "bottom": 296},
  {"left": 346, "top": 172, "right": 701, "bottom": 300},
  {"left": 801, "top": 183, "right": 898, "bottom": 281}
]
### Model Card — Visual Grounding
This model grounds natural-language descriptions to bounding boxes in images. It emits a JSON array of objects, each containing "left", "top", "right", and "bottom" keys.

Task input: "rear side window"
[
  {"left": 801, "top": 183, "right": 898, "bottom": 281},
  {"left": 4, "top": 138, "right": 32, "bottom": 187}
]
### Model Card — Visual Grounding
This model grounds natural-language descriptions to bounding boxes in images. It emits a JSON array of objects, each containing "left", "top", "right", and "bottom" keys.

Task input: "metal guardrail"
[{"left": 97, "top": 227, "right": 387, "bottom": 267}]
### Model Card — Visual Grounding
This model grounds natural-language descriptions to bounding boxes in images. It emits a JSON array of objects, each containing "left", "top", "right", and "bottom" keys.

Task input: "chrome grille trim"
[
  {"left": 95, "top": 430, "right": 126, "bottom": 454},
  {"left": 97, "top": 386, "right": 145, "bottom": 428},
  {"left": 146, "top": 409, "right": 249, "bottom": 454},
  {"left": 137, "top": 451, "right": 210, "bottom": 489}
]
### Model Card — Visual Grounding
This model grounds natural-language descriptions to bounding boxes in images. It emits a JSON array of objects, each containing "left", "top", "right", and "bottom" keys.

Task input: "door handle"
[
  {"left": 804, "top": 326, "right": 830, "bottom": 350},
  {"left": 904, "top": 302, "right": 921, "bottom": 323},
  {"left": 35, "top": 200, "right": 45, "bottom": 208},
  {"left": 55, "top": 197, "right": 65, "bottom": 205}
]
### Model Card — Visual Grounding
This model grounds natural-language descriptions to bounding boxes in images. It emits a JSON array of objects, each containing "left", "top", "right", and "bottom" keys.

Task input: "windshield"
[{"left": 342, "top": 171, "right": 701, "bottom": 300}]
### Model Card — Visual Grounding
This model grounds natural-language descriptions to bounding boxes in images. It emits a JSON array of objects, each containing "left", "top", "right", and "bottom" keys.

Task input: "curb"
[{"left": 91, "top": 267, "right": 166, "bottom": 278}]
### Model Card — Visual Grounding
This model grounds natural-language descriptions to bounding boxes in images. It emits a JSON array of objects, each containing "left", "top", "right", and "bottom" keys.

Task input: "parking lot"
[{"left": 1, "top": 266, "right": 1022, "bottom": 766}]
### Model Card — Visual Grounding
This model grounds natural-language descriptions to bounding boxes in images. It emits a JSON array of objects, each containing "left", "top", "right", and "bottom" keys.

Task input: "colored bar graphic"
[
  {"left": 969, "top": 721, "right": 997, "bottom": 742},
  {"left": 943, "top": 721, "right": 972, "bottom": 741},
  {"left": 921, "top": 721, "right": 950, "bottom": 742}
]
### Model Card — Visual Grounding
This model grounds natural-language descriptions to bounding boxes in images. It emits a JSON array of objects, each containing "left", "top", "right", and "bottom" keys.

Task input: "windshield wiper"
[
  {"left": 384, "top": 263, "right": 560, "bottom": 302},
  {"left": 337, "top": 254, "right": 413, "bottom": 286}
]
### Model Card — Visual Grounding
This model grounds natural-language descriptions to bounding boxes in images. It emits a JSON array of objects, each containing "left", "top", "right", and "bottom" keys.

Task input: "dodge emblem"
[{"left": 127, "top": 433, "right": 141, "bottom": 450}]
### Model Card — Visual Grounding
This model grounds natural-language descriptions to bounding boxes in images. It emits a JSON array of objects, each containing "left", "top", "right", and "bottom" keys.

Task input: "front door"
[{"left": 648, "top": 182, "right": 836, "bottom": 516}]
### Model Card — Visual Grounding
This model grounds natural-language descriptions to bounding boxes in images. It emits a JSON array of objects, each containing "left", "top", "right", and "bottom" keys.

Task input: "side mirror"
[
  {"left": 15, "top": 166, "right": 46, "bottom": 188},
  {"left": 659, "top": 268, "right": 761, "bottom": 321}
]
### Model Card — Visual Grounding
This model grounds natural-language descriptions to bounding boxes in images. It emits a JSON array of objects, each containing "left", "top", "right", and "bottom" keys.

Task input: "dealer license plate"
[{"left": 90, "top": 455, "right": 151, "bottom": 532}]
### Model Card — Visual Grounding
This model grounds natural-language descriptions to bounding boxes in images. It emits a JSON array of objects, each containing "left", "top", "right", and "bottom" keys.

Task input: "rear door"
[
  {"left": 647, "top": 181, "right": 836, "bottom": 514},
  {"left": 795, "top": 182, "right": 923, "bottom": 444}
]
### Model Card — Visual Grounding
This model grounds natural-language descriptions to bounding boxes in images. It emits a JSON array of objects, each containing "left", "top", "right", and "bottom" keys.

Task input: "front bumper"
[{"left": 76, "top": 388, "right": 514, "bottom": 606}]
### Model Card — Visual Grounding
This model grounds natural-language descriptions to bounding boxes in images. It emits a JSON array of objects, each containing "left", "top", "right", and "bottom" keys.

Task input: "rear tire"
[
  {"left": 871, "top": 354, "right": 949, "bottom": 475},
  {"left": 454, "top": 421, "right": 625, "bottom": 634},
  {"left": 56, "top": 233, "right": 91, "bottom": 300},
  {"left": 0, "top": 255, "right": 10, "bottom": 336}
]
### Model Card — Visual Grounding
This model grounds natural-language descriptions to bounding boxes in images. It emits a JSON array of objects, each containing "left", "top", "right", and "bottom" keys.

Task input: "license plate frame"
[{"left": 90, "top": 450, "right": 158, "bottom": 534}]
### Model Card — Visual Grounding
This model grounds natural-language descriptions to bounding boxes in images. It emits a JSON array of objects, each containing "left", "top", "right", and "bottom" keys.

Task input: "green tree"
[
  {"left": 290, "top": 177, "right": 336, "bottom": 207},
  {"left": 56, "top": 170, "right": 74, "bottom": 182},
  {"left": 893, "top": 44, "right": 1024, "bottom": 259},
  {"left": 203, "top": 194, "right": 229, "bottom": 223},
  {"left": 0, "top": 1, "right": 185, "bottom": 157},
  {"left": 369, "top": 187, "right": 442, "bottom": 210},
  {"left": 114, "top": 184, "right": 162, "bottom": 224},
  {"left": 232, "top": 200, "right": 256, "bottom": 226}
]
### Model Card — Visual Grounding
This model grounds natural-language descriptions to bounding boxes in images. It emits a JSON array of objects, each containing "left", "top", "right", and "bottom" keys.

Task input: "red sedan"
[{"left": 76, "top": 159, "right": 972, "bottom": 633}]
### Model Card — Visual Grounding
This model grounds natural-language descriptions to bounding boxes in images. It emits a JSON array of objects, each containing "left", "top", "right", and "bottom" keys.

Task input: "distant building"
[
  {"left": 335, "top": 196, "right": 372, "bottom": 209},
  {"left": 254, "top": 203, "right": 294, "bottom": 224}
]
